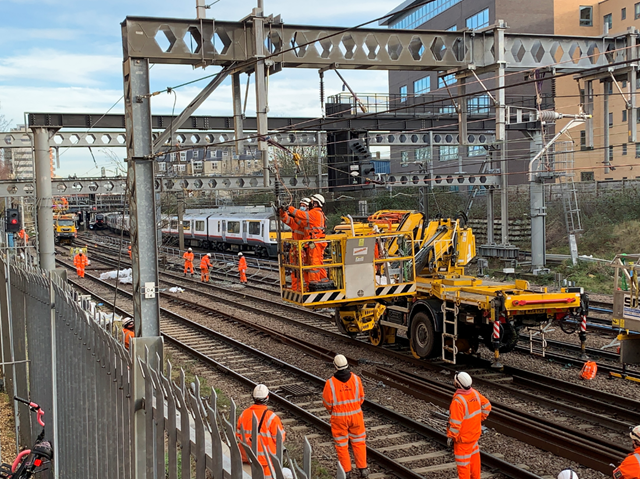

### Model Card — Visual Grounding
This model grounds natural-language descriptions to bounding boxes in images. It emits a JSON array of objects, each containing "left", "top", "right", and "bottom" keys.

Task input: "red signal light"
[
  {"left": 10, "top": 219, "right": 18, "bottom": 224},
  {"left": 34, "top": 459, "right": 42, "bottom": 467}
]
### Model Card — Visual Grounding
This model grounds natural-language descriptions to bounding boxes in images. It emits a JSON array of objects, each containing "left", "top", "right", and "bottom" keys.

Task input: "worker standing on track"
[
  {"left": 236, "top": 384, "right": 286, "bottom": 478},
  {"left": 73, "top": 250, "right": 89, "bottom": 278},
  {"left": 238, "top": 252, "right": 248, "bottom": 284},
  {"left": 122, "top": 318, "right": 135, "bottom": 351},
  {"left": 288, "top": 193, "right": 327, "bottom": 285},
  {"left": 183, "top": 247, "right": 194, "bottom": 276},
  {"left": 128, "top": 244, "right": 132, "bottom": 259},
  {"left": 447, "top": 372, "right": 491, "bottom": 479},
  {"left": 613, "top": 425, "right": 640, "bottom": 479},
  {"left": 200, "top": 253, "right": 212, "bottom": 283},
  {"left": 280, "top": 198, "right": 310, "bottom": 291},
  {"left": 322, "top": 354, "right": 369, "bottom": 479}
]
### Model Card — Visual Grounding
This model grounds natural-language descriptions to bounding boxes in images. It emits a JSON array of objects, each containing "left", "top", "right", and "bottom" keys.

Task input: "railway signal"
[{"left": 5, "top": 209, "right": 21, "bottom": 233}]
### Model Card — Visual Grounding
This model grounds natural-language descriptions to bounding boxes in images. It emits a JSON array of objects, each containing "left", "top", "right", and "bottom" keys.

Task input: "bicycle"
[{"left": 0, "top": 397, "right": 53, "bottom": 479}]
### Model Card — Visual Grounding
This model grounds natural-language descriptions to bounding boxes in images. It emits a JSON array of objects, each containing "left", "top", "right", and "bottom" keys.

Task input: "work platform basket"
[{"left": 279, "top": 231, "right": 417, "bottom": 308}]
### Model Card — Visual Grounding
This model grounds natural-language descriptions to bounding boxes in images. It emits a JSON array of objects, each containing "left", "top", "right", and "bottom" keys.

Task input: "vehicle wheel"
[
  {"left": 335, "top": 310, "right": 357, "bottom": 339},
  {"left": 410, "top": 312, "right": 437, "bottom": 359},
  {"left": 369, "top": 323, "right": 384, "bottom": 346},
  {"left": 483, "top": 322, "right": 520, "bottom": 353}
]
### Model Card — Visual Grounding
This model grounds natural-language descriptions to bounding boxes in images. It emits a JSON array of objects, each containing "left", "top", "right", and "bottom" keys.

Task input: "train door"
[
  {"left": 221, "top": 220, "right": 226, "bottom": 242},
  {"left": 242, "top": 221, "right": 248, "bottom": 244}
]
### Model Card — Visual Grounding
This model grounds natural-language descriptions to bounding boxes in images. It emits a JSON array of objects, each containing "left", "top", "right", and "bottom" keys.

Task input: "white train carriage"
[
  {"left": 104, "top": 212, "right": 130, "bottom": 236},
  {"left": 161, "top": 208, "right": 289, "bottom": 257}
]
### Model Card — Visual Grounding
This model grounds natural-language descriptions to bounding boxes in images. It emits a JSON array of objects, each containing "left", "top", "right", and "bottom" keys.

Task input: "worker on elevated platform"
[
  {"left": 323, "top": 354, "right": 369, "bottom": 479},
  {"left": 613, "top": 425, "right": 640, "bottom": 479},
  {"left": 280, "top": 198, "right": 310, "bottom": 291},
  {"left": 289, "top": 194, "right": 327, "bottom": 285},
  {"left": 238, "top": 252, "right": 247, "bottom": 284},
  {"left": 183, "top": 248, "right": 194, "bottom": 276},
  {"left": 122, "top": 318, "right": 135, "bottom": 351},
  {"left": 200, "top": 253, "right": 212, "bottom": 282},
  {"left": 236, "top": 384, "right": 286, "bottom": 478},
  {"left": 73, "top": 250, "right": 88, "bottom": 278},
  {"left": 447, "top": 372, "right": 491, "bottom": 479}
]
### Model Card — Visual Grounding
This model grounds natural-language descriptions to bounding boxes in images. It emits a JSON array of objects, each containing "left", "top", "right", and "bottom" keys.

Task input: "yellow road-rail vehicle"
[
  {"left": 279, "top": 210, "right": 588, "bottom": 366},
  {"left": 53, "top": 213, "right": 78, "bottom": 245}
]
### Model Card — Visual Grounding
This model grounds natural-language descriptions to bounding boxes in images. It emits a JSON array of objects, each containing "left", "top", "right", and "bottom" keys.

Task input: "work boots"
[{"left": 359, "top": 468, "right": 370, "bottom": 478}]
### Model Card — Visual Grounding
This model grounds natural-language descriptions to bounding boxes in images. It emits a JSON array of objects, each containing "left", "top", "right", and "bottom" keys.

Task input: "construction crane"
[{"left": 279, "top": 210, "right": 588, "bottom": 367}]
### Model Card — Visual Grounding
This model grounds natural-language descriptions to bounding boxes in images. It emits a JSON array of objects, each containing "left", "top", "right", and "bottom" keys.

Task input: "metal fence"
[{"left": 0, "top": 256, "right": 315, "bottom": 478}]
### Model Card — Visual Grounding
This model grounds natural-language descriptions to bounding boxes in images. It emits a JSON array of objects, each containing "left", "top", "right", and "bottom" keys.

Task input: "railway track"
[
  {"left": 58, "top": 259, "right": 537, "bottom": 479},
  {"left": 58, "top": 253, "right": 640, "bottom": 477}
]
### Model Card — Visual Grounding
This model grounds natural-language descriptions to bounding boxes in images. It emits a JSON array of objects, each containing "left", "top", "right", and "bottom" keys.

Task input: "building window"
[
  {"left": 609, "top": 145, "right": 614, "bottom": 161},
  {"left": 636, "top": 143, "right": 640, "bottom": 157},
  {"left": 400, "top": 85, "right": 407, "bottom": 102},
  {"left": 414, "top": 77, "right": 431, "bottom": 95},
  {"left": 622, "top": 7, "right": 627, "bottom": 20},
  {"left": 438, "top": 74, "right": 457, "bottom": 88},
  {"left": 439, "top": 105, "right": 456, "bottom": 114},
  {"left": 580, "top": 130, "right": 587, "bottom": 150},
  {"left": 604, "top": 13, "right": 612, "bottom": 30},
  {"left": 607, "top": 82, "right": 613, "bottom": 94},
  {"left": 415, "top": 147, "right": 431, "bottom": 161},
  {"left": 581, "top": 172, "right": 595, "bottom": 181},
  {"left": 609, "top": 112, "right": 614, "bottom": 127},
  {"left": 401, "top": 151, "right": 409, "bottom": 166},
  {"left": 468, "top": 145, "right": 486, "bottom": 157},
  {"left": 623, "top": 80, "right": 628, "bottom": 88},
  {"left": 467, "top": 95, "right": 491, "bottom": 114},
  {"left": 466, "top": 8, "right": 490, "bottom": 30},
  {"left": 192, "top": 150, "right": 199, "bottom": 159},
  {"left": 636, "top": 2, "right": 640, "bottom": 19},
  {"left": 447, "top": 25, "right": 457, "bottom": 31},
  {"left": 623, "top": 144, "right": 628, "bottom": 155},
  {"left": 579, "top": 6, "right": 593, "bottom": 26},
  {"left": 439, "top": 145, "right": 458, "bottom": 161},
  {"left": 623, "top": 110, "right": 628, "bottom": 122},
  {"left": 389, "top": 0, "right": 463, "bottom": 29}
]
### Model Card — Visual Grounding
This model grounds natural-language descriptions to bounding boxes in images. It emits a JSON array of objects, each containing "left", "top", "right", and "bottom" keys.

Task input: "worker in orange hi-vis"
[
  {"left": 200, "top": 253, "right": 212, "bottom": 282},
  {"left": 128, "top": 244, "right": 132, "bottom": 259},
  {"left": 613, "top": 425, "right": 640, "bottom": 479},
  {"left": 18, "top": 228, "right": 29, "bottom": 244},
  {"left": 122, "top": 318, "right": 135, "bottom": 351},
  {"left": 73, "top": 250, "right": 89, "bottom": 278},
  {"left": 288, "top": 193, "right": 327, "bottom": 284},
  {"left": 280, "top": 197, "right": 310, "bottom": 291},
  {"left": 447, "top": 372, "right": 492, "bottom": 479},
  {"left": 183, "top": 247, "right": 195, "bottom": 276},
  {"left": 238, "top": 252, "right": 248, "bottom": 284},
  {"left": 236, "top": 384, "right": 286, "bottom": 478},
  {"left": 323, "top": 355, "right": 369, "bottom": 479}
]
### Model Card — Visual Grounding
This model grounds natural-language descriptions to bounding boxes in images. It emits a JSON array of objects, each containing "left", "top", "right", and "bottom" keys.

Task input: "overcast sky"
[{"left": 0, "top": 0, "right": 393, "bottom": 176}]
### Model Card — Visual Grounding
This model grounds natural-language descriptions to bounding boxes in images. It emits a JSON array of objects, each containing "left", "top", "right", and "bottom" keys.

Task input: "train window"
[
  {"left": 227, "top": 221, "right": 240, "bottom": 233},
  {"left": 182, "top": 221, "right": 190, "bottom": 231},
  {"left": 170, "top": 220, "right": 178, "bottom": 230},
  {"left": 271, "top": 219, "right": 292, "bottom": 232},
  {"left": 217, "top": 221, "right": 221, "bottom": 233},
  {"left": 195, "top": 220, "right": 205, "bottom": 232},
  {"left": 248, "top": 222, "right": 261, "bottom": 235}
]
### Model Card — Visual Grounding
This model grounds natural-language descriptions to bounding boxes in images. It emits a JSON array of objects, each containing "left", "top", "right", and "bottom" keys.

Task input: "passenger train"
[{"left": 104, "top": 207, "right": 290, "bottom": 258}]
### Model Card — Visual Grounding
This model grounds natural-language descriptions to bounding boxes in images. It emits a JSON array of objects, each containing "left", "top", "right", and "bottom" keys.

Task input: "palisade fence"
[{"left": 0, "top": 256, "right": 316, "bottom": 479}]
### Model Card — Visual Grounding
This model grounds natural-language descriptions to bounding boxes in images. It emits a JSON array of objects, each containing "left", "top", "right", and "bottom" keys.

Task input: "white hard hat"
[
  {"left": 372, "top": 225, "right": 380, "bottom": 233},
  {"left": 188, "top": 247, "right": 192, "bottom": 251},
  {"left": 123, "top": 318, "right": 134, "bottom": 328},
  {"left": 282, "top": 468, "right": 294, "bottom": 479},
  {"left": 631, "top": 425, "right": 640, "bottom": 442},
  {"left": 454, "top": 371, "right": 472, "bottom": 389},
  {"left": 333, "top": 354, "right": 348, "bottom": 370},
  {"left": 253, "top": 384, "right": 269, "bottom": 400},
  {"left": 557, "top": 470, "right": 578, "bottom": 479},
  {"left": 207, "top": 253, "right": 211, "bottom": 257},
  {"left": 300, "top": 197, "right": 311, "bottom": 206},
  {"left": 238, "top": 252, "right": 243, "bottom": 256},
  {"left": 311, "top": 193, "right": 325, "bottom": 207}
]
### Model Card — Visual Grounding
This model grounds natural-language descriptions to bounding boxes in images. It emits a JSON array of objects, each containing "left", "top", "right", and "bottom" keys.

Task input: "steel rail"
[{"left": 367, "top": 368, "right": 624, "bottom": 475}]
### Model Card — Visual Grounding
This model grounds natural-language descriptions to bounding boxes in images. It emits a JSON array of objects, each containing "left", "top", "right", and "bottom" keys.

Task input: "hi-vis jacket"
[
  {"left": 447, "top": 388, "right": 491, "bottom": 444},
  {"left": 281, "top": 209, "right": 308, "bottom": 240},
  {"left": 288, "top": 206, "right": 325, "bottom": 240},
  {"left": 614, "top": 447, "right": 640, "bottom": 479},
  {"left": 236, "top": 404, "right": 285, "bottom": 471},
  {"left": 322, "top": 373, "right": 364, "bottom": 418}
]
